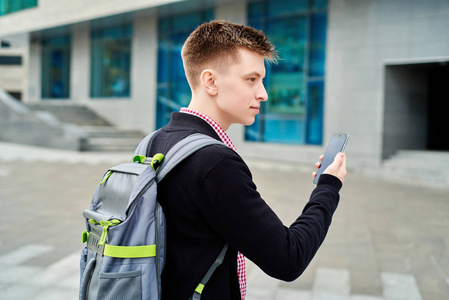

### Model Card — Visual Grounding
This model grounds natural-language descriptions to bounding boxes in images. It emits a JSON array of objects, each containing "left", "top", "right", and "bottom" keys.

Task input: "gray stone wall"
[{"left": 326, "top": 0, "right": 449, "bottom": 167}]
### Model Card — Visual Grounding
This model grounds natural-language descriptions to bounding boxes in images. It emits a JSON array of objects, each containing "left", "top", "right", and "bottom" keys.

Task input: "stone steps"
[
  {"left": 26, "top": 103, "right": 112, "bottom": 127},
  {"left": 86, "top": 137, "right": 144, "bottom": 152},
  {"left": 79, "top": 126, "right": 145, "bottom": 138},
  {"left": 25, "top": 103, "right": 147, "bottom": 152},
  {"left": 375, "top": 150, "right": 449, "bottom": 189}
]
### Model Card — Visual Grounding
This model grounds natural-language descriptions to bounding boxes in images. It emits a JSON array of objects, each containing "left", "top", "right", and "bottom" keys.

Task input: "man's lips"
[{"left": 250, "top": 106, "right": 260, "bottom": 113}]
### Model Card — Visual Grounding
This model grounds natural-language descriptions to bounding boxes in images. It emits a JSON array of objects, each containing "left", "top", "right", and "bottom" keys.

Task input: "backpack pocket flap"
[
  {"left": 109, "top": 163, "right": 148, "bottom": 175},
  {"left": 97, "top": 163, "right": 150, "bottom": 219},
  {"left": 83, "top": 209, "right": 123, "bottom": 224}
]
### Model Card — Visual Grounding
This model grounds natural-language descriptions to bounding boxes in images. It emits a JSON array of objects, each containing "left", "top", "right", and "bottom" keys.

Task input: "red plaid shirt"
[{"left": 180, "top": 107, "right": 247, "bottom": 300}]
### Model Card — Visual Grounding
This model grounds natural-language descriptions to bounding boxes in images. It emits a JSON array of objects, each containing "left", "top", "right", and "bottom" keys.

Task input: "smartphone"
[{"left": 313, "top": 133, "right": 349, "bottom": 184}]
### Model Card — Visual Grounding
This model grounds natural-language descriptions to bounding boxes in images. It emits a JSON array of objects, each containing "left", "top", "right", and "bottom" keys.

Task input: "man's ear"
[{"left": 200, "top": 69, "right": 218, "bottom": 96}]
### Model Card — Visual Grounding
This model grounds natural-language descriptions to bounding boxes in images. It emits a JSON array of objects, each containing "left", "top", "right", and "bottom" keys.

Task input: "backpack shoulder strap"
[
  {"left": 134, "top": 132, "right": 228, "bottom": 298},
  {"left": 133, "top": 130, "right": 159, "bottom": 157},
  {"left": 158, "top": 134, "right": 229, "bottom": 298},
  {"left": 155, "top": 133, "right": 224, "bottom": 182},
  {"left": 191, "top": 243, "right": 229, "bottom": 300}
]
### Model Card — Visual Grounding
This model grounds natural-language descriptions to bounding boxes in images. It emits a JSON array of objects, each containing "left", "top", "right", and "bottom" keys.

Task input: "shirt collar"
[{"left": 180, "top": 107, "right": 237, "bottom": 151}]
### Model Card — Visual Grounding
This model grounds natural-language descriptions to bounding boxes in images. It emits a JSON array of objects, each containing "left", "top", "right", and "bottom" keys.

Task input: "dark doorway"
[
  {"left": 383, "top": 61, "right": 449, "bottom": 159},
  {"left": 427, "top": 63, "right": 449, "bottom": 150}
]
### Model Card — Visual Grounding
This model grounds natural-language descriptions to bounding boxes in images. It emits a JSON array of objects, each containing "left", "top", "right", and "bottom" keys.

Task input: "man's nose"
[{"left": 257, "top": 83, "right": 268, "bottom": 102}]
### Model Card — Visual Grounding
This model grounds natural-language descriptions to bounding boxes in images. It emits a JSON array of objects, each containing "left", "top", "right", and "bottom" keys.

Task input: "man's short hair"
[{"left": 181, "top": 20, "right": 277, "bottom": 89}]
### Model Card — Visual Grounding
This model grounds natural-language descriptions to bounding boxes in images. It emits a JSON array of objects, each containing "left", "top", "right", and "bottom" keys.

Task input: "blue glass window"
[
  {"left": 41, "top": 35, "right": 71, "bottom": 99},
  {"left": 156, "top": 10, "right": 214, "bottom": 129},
  {"left": 0, "top": 0, "right": 37, "bottom": 16},
  {"left": 90, "top": 23, "right": 132, "bottom": 98},
  {"left": 309, "top": 14, "right": 327, "bottom": 77},
  {"left": 246, "top": 0, "right": 327, "bottom": 145}
]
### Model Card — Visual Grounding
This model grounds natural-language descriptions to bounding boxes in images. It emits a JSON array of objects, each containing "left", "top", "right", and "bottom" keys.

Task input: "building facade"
[
  {"left": 0, "top": 0, "right": 448, "bottom": 169},
  {"left": 0, "top": 32, "right": 28, "bottom": 101}
]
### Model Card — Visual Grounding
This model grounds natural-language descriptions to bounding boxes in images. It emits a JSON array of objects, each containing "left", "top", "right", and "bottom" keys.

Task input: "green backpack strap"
[{"left": 190, "top": 243, "right": 229, "bottom": 300}]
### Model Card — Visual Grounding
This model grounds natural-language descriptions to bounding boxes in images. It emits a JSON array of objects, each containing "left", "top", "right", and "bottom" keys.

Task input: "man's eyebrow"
[{"left": 242, "top": 71, "right": 264, "bottom": 78}]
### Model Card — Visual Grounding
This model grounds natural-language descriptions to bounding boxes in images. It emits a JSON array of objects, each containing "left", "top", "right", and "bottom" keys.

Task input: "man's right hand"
[
  {"left": 312, "top": 153, "right": 347, "bottom": 184},
  {"left": 323, "top": 152, "right": 347, "bottom": 184}
]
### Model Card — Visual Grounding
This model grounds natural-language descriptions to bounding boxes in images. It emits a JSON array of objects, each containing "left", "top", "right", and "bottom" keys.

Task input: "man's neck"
[{"left": 187, "top": 97, "right": 230, "bottom": 131}]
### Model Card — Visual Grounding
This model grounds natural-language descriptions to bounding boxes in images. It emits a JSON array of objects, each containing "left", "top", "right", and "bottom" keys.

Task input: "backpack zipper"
[{"left": 125, "top": 177, "right": 156, "bottom": 217}]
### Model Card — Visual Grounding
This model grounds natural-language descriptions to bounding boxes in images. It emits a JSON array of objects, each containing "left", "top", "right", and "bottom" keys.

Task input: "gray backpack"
[{"left": 79, "top": 133, "right": 228, "bottom": 300}]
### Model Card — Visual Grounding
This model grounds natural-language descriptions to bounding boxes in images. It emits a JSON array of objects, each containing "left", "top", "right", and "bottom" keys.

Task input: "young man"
[{"left": 147, "top": 20, "right": 347, "bottom": 300}]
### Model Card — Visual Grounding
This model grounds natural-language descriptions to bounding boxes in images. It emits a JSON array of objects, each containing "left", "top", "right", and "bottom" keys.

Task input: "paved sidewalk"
[{"left": 0, "top": 142, "right": 448, "bottom": 299}]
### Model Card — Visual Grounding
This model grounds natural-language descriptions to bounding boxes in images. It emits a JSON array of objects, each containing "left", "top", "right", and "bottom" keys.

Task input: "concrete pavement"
[{"left": 0, "top": 141, "right": 448, "bottom": 299}]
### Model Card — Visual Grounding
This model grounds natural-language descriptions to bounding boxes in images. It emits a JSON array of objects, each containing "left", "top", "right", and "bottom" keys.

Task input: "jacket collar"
[{"left": 165, "top": 112, "right": 222, "bottom": 141}]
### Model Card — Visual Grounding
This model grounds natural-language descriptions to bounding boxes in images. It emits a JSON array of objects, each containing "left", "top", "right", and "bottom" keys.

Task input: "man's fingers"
[
  {"left": 334, "top": 152, "right": 344, "bottom": 166},
  {"left": 341, "top": 152, "right": 347, "bottom": 169}
]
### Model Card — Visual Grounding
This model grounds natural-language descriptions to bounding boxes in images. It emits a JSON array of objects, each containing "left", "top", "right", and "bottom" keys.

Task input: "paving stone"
[
  {"left": 351, "top": 295, "right": 384, "bottom": 300},
  {"left": 382, "top": 273, "right": 423, "bottom": 300},
  {"left": 0, "top": 284, "right": 43, "bottom": 300},
  {"left": 313, "top": 268, "right": 350, "bottom": 296},
  {"left": 1, "top": 142, "right": 449, "bottom": 299},
  {"left": 0, "top": 244, "right": 53, "bottom": 266},
  {"left": 275, "top": 288, "right": 312, "bottom": 300},
  {"left": 33, "top": 287, "right": 79, "bottom": 300},
  {"left": 246, "top": 266, "right": 280, "bottom": 300}
]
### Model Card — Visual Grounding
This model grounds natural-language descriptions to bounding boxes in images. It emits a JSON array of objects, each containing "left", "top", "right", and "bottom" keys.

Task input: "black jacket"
[{"left": 147, "top": 112, "right": 342, "bottom": 300}]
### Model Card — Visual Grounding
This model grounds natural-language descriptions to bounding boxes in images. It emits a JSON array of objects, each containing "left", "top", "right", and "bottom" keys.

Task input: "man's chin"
[{"left": 244, "top": 118, "right": 256, "bottom": 126}]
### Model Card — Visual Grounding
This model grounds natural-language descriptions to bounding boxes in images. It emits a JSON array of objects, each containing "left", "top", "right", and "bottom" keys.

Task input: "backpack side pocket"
[{"left": 97, "top": 270, "right": 142, "bottom": 300}]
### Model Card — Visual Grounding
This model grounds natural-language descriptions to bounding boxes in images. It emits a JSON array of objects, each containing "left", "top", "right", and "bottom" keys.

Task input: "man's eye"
[{"left": 249, "top": 78, "right": 256, "bottom": 82}]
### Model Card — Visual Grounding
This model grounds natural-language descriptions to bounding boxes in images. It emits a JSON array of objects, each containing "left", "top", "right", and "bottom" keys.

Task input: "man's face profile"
[{"left": 211, "top": 48, "right": 268, "bottom": 129}]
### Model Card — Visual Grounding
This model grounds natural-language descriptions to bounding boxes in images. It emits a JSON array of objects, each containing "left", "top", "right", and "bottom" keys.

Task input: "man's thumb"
[{"left": 333, "top": 152, "right": 344, "bottom": 166}]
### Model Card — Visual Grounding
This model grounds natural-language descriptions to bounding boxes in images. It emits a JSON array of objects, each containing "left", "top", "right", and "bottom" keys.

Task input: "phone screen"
[{"left": 313, "top": 133, "right": 349, "bottom": 184}]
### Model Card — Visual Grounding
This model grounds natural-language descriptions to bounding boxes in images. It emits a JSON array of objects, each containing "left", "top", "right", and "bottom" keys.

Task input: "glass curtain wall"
[
  {"left": 41, "top": 35, "right": 71, "bottom": 99},
  {"left": 0, "top": 0, "right": 37, "bottom": 16},
  {"left": 156, "top": 10, "right": 214, "bottom": 129},
  {"left": 90, "top": 23, "right": 132, "bottom": 98},
  {"left": 246, "top": 0, "right": 327, "bottom": 145}
]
